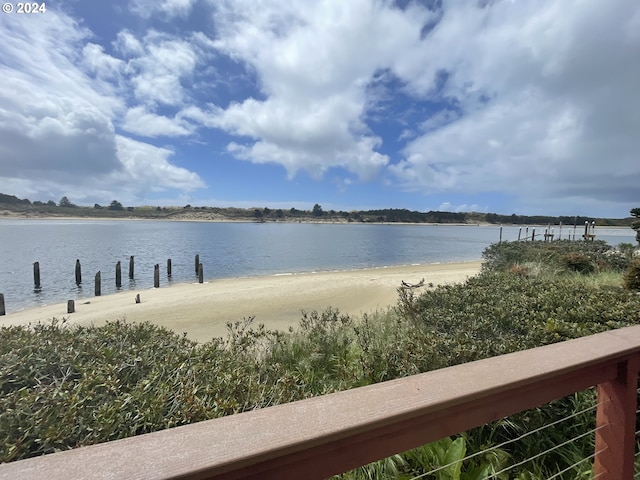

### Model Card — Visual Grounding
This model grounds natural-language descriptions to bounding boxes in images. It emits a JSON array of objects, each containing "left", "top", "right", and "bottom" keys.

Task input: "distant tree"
[
  {"left": 126, "top": 206, "right": 134, "bottom": 212},
  {"left": 32, "top": 201, "right": 44, "bottom": 206},
  {"left": 276, "top": 209, "right": 284, "bottom": 219},
  {"left": 254, "top": 208, "right": 263, "bottom": 218},
  {"left": 108, "top": 200, "right": 124, "bottom": 211},
  {"left": 312, "top": 204, "right": 324, "bottom": 217},
  {"left": 263, "top": 207, "right": 271, "bottom": 216},
  {"left": 183, "top": 204, "right": 192, "bottom": 209},
  {"left": 46, "top": 200, "right": 56, "bottom": 207},
  {"left": 631, "top": 208, "right": 640, "bottom": 245},
  {"left": 94, "top": 203, "right": 103, "bottom": 209},
  {"left": 59, "top": 196, "right": 75, "bottom": 207}
]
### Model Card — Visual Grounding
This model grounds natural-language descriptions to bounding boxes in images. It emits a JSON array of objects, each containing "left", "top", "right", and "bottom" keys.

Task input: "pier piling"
[
  {"left": 116, "top": 261, "right": 122, "bottom": 288},
  {"left": 195, "top": 254, "right": 199, "bottom": 274},
  {"left": 198, "top": 263, "right": 204, "bottom": 284},
  {"left": 154, "top": 264, "right": 160, "bottom": 288},
  {"left": 95, "top": 272, "right": 101, "bottom": 296},
  {"left": 0, "top": 293, "right": 5, "bottom": 316},
  {"left": 167, "top": 259, "right": 172, "bottom": 277},
  {"left": 75, "top": 259, "right": 82, "bottom": 285},
  {"left": 33, "top": 262, "right": 41, "bottom": 289},
  {"left": 67, "top": 300, "right": 75, "bottom": 314},
  {"left": 129, "top": 256, "right": 134, "bottom": 279},
  {"left": 135, "top": 294, "right": 141, "bottom": 304}
]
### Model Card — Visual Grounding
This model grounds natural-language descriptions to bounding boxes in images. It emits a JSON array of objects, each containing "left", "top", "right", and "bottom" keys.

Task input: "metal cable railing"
[{"left": 400, "top": 397, "right": 603, "bottom": 480}]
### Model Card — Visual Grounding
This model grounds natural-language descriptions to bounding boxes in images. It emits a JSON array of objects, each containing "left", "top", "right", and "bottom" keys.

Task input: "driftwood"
[{"left": 400, "top": 278, "right": 425, "bottom": 289}]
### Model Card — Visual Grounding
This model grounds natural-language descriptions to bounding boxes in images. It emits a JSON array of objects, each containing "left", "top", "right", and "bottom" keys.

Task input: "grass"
[{"left": 1, "top": 239, "right": 639, "bottom": 477}]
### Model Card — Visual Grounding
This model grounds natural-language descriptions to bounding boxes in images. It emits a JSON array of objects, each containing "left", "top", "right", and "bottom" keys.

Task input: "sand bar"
[{"left": 1, "top": 261, "right": 482, "bottom": 342}]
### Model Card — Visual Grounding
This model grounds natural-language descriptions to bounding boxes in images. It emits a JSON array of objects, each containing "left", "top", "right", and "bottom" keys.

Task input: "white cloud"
[
  {"left": 131, "top": 0, "right": 196, "bottom": 19},
  {"left": 205, "top": 0, "right": 439, "bottom": 180},
  {"left": 122, "top": 107, "right": 195, "bottom": 137},
  {"left": 113, "top": 136, "right": 205, "bottom": 192},
  {"left": 0, "top": 9, "right": 204, "bottom": 204},
  {"left": 388, "top": 0, "right": 640, "bottom": 212},
  {"left": 126, "top": 31, "right": 199, "bottom": 106}
]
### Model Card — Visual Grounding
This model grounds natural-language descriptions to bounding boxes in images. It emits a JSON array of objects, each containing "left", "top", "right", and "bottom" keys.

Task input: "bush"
[
  {"left": 561, "top": 252, "right": 594, "bottom": 273},
  {"left": 623, "top": 259, "right": 640, "bottom": 291}
]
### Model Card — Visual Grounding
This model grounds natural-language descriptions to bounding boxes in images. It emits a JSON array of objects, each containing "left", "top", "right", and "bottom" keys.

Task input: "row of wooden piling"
[
  {"left": 0, "top": 254, "right": 206, "bottom": 316},
  {"left": 499, "top": 221, "right": 597, "bottom": 243}
]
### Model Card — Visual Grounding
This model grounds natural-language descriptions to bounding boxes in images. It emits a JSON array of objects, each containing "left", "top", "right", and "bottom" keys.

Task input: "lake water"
[{"left": 0, "top": 220, "right": 635, "bottom": 314}]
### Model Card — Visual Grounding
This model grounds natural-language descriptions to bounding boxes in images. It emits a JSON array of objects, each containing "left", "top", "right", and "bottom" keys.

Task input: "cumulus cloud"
[
  {"left": 204, "top": 0, "right": 438, "bottom": 180},
  {"left": 122, "top": 107, "right": 195, "bottom": 137},
  {"left": 388, "top": 0, "right": 640, "bottom": 212},
  {"left": 0, "top": 9, "right": 204, "bottom": 203},
  {"left": 130, "top": 0, "right": 196, "bottom": 19}
]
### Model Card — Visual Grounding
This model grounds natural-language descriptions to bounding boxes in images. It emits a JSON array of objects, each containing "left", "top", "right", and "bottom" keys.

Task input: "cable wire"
[{"left": 408, "top": 400, "right": 601, "bottom": 480}]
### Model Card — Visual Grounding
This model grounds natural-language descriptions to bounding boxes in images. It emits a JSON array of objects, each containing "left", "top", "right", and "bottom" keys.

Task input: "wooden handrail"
[{"left": 1, "top": 326, "right": 639, "bottom": 480}]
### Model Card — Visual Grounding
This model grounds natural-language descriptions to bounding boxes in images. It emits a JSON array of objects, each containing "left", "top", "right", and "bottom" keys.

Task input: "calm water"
[{"left": 0, "top": 220, "right": 634, "bottom": 314}]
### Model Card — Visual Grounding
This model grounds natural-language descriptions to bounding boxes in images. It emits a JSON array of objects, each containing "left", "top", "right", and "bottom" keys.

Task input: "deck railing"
[{"left": 1, "top": 325, "right": 639, "bottom": 479}]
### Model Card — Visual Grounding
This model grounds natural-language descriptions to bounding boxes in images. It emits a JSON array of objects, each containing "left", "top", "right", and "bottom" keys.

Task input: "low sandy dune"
[{"left": 1, "top": 261, "right": 482, "bottom": 342}]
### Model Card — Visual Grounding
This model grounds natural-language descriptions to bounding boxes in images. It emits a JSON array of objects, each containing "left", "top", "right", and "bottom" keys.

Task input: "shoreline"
[
  {"left": 0, "top": 214, "right": 486, "bottom": 226},
  {"left": 0, "top": 260, "right": 483, "bottom": 342}
]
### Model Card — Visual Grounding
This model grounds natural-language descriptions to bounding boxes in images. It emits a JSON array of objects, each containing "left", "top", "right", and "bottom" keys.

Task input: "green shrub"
[
  {"left": 623, "top": 259, "right": 640, "bottom": 291},
  {"left": 561, "top": 252, "right": 594, "bottom": 273}
]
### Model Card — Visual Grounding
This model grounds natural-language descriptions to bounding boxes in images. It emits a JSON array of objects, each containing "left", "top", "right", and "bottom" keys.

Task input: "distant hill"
[{"left": 0, "top": 192, "right": 634, "bottom": 226}]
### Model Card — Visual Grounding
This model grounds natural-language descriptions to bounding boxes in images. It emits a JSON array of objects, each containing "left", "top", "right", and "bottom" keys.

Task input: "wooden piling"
[
  {"left": 195, "top": 254, "right": 200, "bottom": 274},
  {"left": 129, "top": 256, "right": 134, "bottom": 279},
  {"left": 95, "top": 272, "right": 101, "bottom": 297},
  {"left": 167, "top": 259, "right": 172, "bottom": 277},
  {"left": 67, "top": 300, "right": 75, "bottom": 314},
  {"left": 75, "top": 259, "right": 82, "bottom": 285},
  {"left": 198, "top": 263, "right": 204, "bottom": 284},
  {"left": 499, "top": 226, "right": 502, "bottom": 243},
  {"left": 532, "top": 228, "right": 536, "bottom": 241},
  {"left": 517, "top": 227, "right": 521, "bottom": 241},
  {"left": 525, "top": 227, "right": 529, "bottom": 241},
  {"left": 33, "top": 262, "right": 41, "bottom": 289},
  {"left": 0, "top": 293, "right": 5, "bottom": 316},
  {"left": 154, "top": 264, "right": 160, "bottom": 288},
  {"left": 135, "top": 294, "right": 141, "bottom": 304},
  {"left": 116, "top": 261, "right": 122, "bottom": 288}
]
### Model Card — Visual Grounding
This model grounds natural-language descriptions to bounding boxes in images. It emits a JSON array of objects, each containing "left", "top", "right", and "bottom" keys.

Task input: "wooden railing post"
[{"left": 594, "top": 355, "right": 639, "bottom": 479}]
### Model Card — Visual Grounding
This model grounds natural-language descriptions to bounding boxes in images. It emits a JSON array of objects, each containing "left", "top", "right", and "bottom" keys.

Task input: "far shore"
[
  {"left": 1, "top": 261, "right": 483, "bottom": 342},
  {"left": 0, "top": 212, "right": 486, "bottom": 226}
]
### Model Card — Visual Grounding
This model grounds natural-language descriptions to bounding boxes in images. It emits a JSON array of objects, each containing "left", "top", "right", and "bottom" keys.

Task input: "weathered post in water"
[
  {"left": 195, "top": 254, "right": 199, "bottom": 274},
  {"left": 198, "top": 263, "right": 204, "bottom": 284},
  {"left": 33, "top": 262, "right": 41, "bottom": 289},
  {"left": 154, "top": 264, "right": 160, "bottom": 288},
  {"left": 518, "top": 227, "right": 522, "bottom": 241},
  {"left": 0, "top": 293, "right": 5, "bottom": 316},
  {"left": 532, "top": 228, "right": 536, "bottom": 241},
  {"left": 75, "top": 259, "right": 82, "bottom": 285},
  {"left": 129, "top": 256, "right": 134, "bottom": 279},
  {"left": 67, "top": 300, "right": 75, "bottom": 314},
  {"left": 167, "top": 259, "right": 172, "bottom": 277},
  {"left": 95, "top": 272, "right": 101, "bottom": 296},
  {"left": 116, "top": 261, "right": 122, "bottom": 288},
  {"left": 499, "top": 226, "right": 503, "bottom": 243}
]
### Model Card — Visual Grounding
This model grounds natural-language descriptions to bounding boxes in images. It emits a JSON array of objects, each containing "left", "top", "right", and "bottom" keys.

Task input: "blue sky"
[{"left": 0, "top": 0, "right": 638, "bottom": 217}]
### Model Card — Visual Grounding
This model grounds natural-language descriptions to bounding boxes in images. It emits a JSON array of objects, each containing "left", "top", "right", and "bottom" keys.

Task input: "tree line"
[{"left": 0, "top": 192, "right": 635, "bottom": 227}]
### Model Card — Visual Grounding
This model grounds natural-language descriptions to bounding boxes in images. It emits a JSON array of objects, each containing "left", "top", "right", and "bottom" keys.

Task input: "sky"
[{"left": 0, "top": 0, "right": 638, "bottom": 218}]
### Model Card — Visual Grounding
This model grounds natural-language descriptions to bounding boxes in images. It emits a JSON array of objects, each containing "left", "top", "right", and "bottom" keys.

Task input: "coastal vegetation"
[
  {"left": 1, "top": 239, "right": 639, "bottom": 477},
  {"left": 0, "top": 192, "right": 634, "bottom": 226}
]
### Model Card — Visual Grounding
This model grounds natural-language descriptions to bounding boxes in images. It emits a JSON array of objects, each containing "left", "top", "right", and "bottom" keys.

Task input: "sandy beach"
[{"left": 1, "top": 261, "right": 482, "bottom": 342}]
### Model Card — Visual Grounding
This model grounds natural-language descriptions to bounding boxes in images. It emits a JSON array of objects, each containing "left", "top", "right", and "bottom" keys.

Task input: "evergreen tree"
[{"left": 631, "top": 208, "right": 640, "bottom": 245}]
